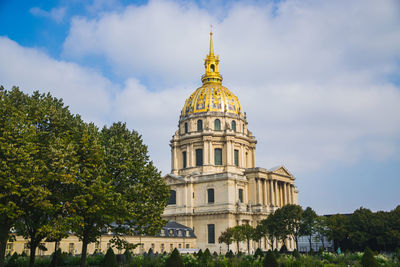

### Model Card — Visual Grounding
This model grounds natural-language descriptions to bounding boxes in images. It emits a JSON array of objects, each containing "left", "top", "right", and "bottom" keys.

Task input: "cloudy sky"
[{"left": 1, "top": 0, "right": 399, "bottom": 215}]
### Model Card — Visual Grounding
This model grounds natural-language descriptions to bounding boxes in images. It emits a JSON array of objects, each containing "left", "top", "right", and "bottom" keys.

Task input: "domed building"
[{"left": 163, "top": 30, "right": 299, "bottom": 253}]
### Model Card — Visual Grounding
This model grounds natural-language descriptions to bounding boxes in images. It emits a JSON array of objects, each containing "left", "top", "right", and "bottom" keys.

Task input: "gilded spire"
[
  {"left": 209, "top": 25, "right": 214, "bottom": 56},
  {"left": 202, "top": 26, "right": 222, "bottom": 85}
]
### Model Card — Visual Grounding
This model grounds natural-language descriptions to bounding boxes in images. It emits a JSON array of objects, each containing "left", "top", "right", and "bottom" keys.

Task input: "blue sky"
[{"left": 1, "top": 0, "right": 400, "bottom": 215}]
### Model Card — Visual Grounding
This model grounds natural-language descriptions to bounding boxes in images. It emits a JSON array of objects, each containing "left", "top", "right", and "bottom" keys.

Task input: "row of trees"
[
  {"left": 0, "top": 87, "right": 170, "bottom": 267},
  {"left": 218, "top": 204, "right": 400, "bottom": 254}
]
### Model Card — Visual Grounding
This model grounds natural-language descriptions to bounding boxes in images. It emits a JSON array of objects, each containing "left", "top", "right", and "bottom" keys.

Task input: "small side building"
[{"left": 6, "top": 221, "right": 196, "bottom": 256}]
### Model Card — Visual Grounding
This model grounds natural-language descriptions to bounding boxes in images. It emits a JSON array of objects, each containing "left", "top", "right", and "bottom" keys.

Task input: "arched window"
[
  {"left": 210, "top": 64, "right": 215, "bottom": 72},
  {"left": 214, "top": 119, "right": 221, "bottom": 130},
  {"left": 184, "top": 122, "right": 188, "bottom": 133},
  {"left": 197, "top": 120, "right": 203, "bottom": 131},
  {"left": 168, "top": 190, "right": 176, "bottom": 205},
  {"left": 231, "top": 120, "right": 236, "bottom": 131}
]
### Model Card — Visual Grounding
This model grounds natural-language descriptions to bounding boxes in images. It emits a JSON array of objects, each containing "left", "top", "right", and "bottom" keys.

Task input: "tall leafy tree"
[
  {"left": 13, "top": 91, "right": 79, "bottom": 267},
  {"left": 300, "top": 207, "right": 317, "bottom": 252},
  {"left": 239, "top": 224, "right": 255, "bottom": 255},
  {"left": 232, "top": 225, "right": 245, "bottom": 253},
  {"left": 279, "top": 204, "right": 303, "bottom": 250},
  {"left": 67, "top": 123, "right": 121, "bottom": 267},
  {"left": 313, "top": 216, "right": 328, "bottom": 250},
  {"left": 0, "top": 87, "right": 35, "bottom": 267},
  {"left": 218, "top": 227, "right": 234, "bottom": 252},
  {"left": 261, "top": 214, "right": 280, "bottom": 250},
  {"left": 100, "top": 122, "right": 169, "bottom": 239},
  {"left": 253, "top": 224, "right": 266, "bottom": 249}
]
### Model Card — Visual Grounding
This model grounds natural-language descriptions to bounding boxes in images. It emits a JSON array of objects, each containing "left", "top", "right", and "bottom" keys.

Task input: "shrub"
[
  {"left": 273, "top": 249, "right": 280, "bottom": 259},
  {"left": 100, "top": 247, "right": 118, "bottom": 267},
  {"left": 226, "top": 250, "right": 234, "bottom": 258},
  {"left": 5, "top": 252, "right": 21, "bottom": 267},
  {"left": 292, "top": 249, "right": 300, "bottom": 259},
  {"left": 49, "top": 248, "right": 64, "bottom": 267},
  {"left": 263, "top": 250, "right": 278, "bottom": 267},
  {"left": 204, "top": 248, "right": 212, "bottom": 258},
  {"left": 279, "top": 245, "right": 288, "bottom": 254},
  {"left": 361, "top": 247, "right": 378, "bottom": 267},
  {"left": 254, "top": 247, "right": 263, "bottom": 259},
  {"left": 124, "top": 249, "right": 133, "bottom": 263},
  {"left": 165, "top": 248, "right": 184, "bottom": 267}
]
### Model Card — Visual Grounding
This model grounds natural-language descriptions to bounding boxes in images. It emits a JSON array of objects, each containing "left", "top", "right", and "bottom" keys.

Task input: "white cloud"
[
  {"left": 30, "top": 6, "right": 67, "bottom": 23},
  {"left": 0, "top": 37, "right": 114, "bottom": 125},
  {"left": 60, "top": 0, "right": 400, "bottom": 175}
]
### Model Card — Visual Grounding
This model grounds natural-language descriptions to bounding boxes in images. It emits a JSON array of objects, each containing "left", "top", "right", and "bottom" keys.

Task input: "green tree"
[
  {"left": 218, "top": 227, "right": 234, "bottom": 252},
  {"left": 313, "top": 216, "right": 328, "bottom": 250},
  {"left": 326, "top": 214, "right": 348, "bottom": 250},
  {"left": 280, "top": 204, "right": 303, "bottom": 250},
  {"left": 263, "top": 250, "right": 278, "bottom": 267},
  {"left": 232, "top": 225, "right": 245, "bottom": 253},
  {"left": 239, "top": 224, "right": 255, "bottom": 255},
  {"left": 100, "top": 122, "right": 169, "bottom": 239},
  {"left": 253, "top": 223, "right": 266, "bottom": 249},
  {"left": 300, "top": 207, "right": 317, "bottom": 252},
  {"left": 100, "top": 247, "right": 118, "bottom": 267},
  {"left": 261, "top": 214, "right": 280, "bottom": 250},
  {"left": 361, "top": 247, "right": 378, "bottom": 267},
  {"left": 13, "top": 90, "right": 79, "bottom": 267},
  {"left": 0, "top": 87, "right": 77, "bottom": 267},
  {"left": 165, "top": 248, "right": 184, "bottom": 267},
  {"left": 68, "top": 123, "right": 121, "bottom": 267}
]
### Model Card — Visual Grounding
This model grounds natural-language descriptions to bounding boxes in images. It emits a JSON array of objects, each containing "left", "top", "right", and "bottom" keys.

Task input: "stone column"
[
  {"left": 203, "top": 140, "right": 209, "bottom": 165},
  {"left": 263, "top": 179, "right": 267, "bottom": 206},
  {"left": 255, "top": 178, "right": 260, "bottom": 204},
  {"left": 284, "top": 183, "right": 289, "bottom": 205},
  {"left": 208, "top": 140, "right": 213, "bottom": 165},
  {"left": 226, "top": 140, "right": 232, "bottom": 165},
  {"left": 189, "top": 143, "right": 194, "bottom": 167},
  {"left": 273, "top": 180, "right": 277, "bottom": 207}
]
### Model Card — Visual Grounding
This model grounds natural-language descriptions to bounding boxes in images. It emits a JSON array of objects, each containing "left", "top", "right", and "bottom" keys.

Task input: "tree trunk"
[
  {"left": 295, "top": 236, "right": 298, "bottom": 251},
  {"left": 247, "top": 239, "right": 250, "bottom": 255},
  {"left": 0, "top": 224, "right": 11, "bottom": 267},
  {"left": 227, "top": 243, "right": 229, "bottom": 252},
  {"left": 308, "top": 236, "right": 312, "bottom": 253},
  {"left": 236, "top": 241, "right": 240, "bottom": 253},
  {"left": 29, "top": 240, "right": 39, "bottom": 267},
  {"left": 80, "top": 236, "right": 88, "bottom": 267}
]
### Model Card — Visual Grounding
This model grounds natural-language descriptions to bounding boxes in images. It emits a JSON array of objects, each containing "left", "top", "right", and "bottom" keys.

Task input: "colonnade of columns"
[{"left": 255, "top": 178, "right": 295, "bottom": 207}]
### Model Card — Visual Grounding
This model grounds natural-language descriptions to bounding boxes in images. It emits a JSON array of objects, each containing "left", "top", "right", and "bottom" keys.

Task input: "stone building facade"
[{"left": 163, "top": 30, "right": 299, "bottom": 253}]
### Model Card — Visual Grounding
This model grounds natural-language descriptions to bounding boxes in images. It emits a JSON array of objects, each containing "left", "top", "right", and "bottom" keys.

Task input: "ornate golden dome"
[
  {"left": 181, "top": 27, "right": 243, "bottom": 117},
  {"left": 181, "top": 84, "right": 242, "bottom": 116}
]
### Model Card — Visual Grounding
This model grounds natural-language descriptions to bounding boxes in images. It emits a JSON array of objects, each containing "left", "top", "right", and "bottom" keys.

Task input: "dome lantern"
[{"left": 201, "top": 25, "right": 223, "bottom": 85}]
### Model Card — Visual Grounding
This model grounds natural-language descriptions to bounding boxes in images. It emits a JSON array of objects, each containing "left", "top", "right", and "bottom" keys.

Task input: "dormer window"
[{"left": 184, "top": 122, "right": 188, "bottom": 133}]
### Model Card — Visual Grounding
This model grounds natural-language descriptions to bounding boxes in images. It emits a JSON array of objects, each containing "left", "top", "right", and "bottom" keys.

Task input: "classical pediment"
[
  {"left": 269, "top": 166, "right": 294, "bottom": 178},
  {"left": 164, "top": 173, "right": 186, "bottom": 185}
]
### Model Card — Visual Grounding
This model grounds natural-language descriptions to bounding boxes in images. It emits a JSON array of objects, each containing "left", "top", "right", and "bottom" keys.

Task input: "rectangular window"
[
  {"left": 161, "top": 244, "right": 164, "bottom": 253},
  {"left": 207, "top": 188, "right": 214, "bottom": 203},
  {"left": 182, "top": 151, "right": 187, "bottom": 168},
  {"left": 196, "top": 149, "right": 203, "bottom": 166},
  {"left": 234, "top": 149, "right": 239, "bottom": 166},
  {"left": 24, "top": 243, "right": 29, "bottom": 255},
  {"left": 170, "top": 244, "right": 173, "bottom": 251},
  {"left": 151, "top": 243, "right": 155, "bottom": 250},
  {"left": 179, "top": 244, "right": 182, "bottom": 248},
  {"left": 186, "top": 244, "right": 190, "bottom": 249},
  {"left": 238, "top": 188, "right": 243, "bottom": 203},
  {"left": 208, "top": 224, "right": 215, "bottom": 244},
  {"left": 214, "top": 148, "right": 222, "bottom": 165},
  {"left": 168, "top": 190, "right": 176, "bottom": 205}
]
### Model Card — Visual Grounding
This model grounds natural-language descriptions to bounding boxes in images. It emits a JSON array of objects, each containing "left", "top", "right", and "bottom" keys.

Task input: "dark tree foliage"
[
  {"left": 263, "top": 250, "right": 278, "bottom": 267},
  {"left": 326, "top": 206, "right": 400, "bottom": 252},
  {"left": 361, "top": 247, "right": 379, "bottom": 267},
  {"left": 100, "top": 248, "right": 118, "bottom": 267},
  {"left": 165, "top": 248, "right": 184, "bottom": 267},
  {"left": 254, "top": 247, "right": 263, "bottom": 258}
]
